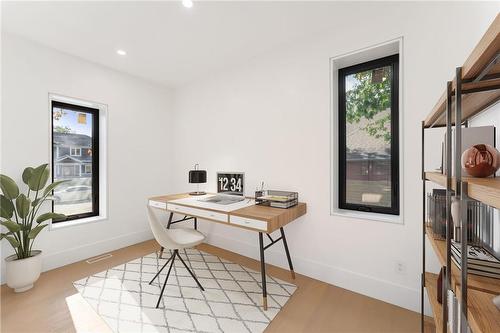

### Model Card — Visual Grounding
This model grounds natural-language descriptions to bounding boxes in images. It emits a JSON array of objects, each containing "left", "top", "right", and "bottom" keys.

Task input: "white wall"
[
  {"left": 0, "top": 33, "right": 172, "bottom": 282},
  {"left": 169, "top": 2, "right": 499, "bottom": 313},
  {"left": 1, "top": 1, "right": 498, "bottom": 316}
]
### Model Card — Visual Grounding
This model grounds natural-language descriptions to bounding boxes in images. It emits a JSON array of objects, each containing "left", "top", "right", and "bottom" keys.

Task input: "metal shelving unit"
[{"left": 421, "top": 14, "right": 500, "bottom": 333}]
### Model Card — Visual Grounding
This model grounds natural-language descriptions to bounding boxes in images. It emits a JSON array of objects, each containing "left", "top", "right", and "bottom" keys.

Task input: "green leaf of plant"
[
  {"left": 3, "top": 235, "right": 20, "bottom": 248},
  {"left": 43, "top": 180, "right": 68, "bottom": 196},
  {"left": 36, "top": 212, "right": 65, "bottom": 223},
  {"left": 0, "top": 195, "right": 14, "bottom": 219},
  {"left": 0, "top": 220, "right": 22, "bottom": 233},
  {"left": 0, "top": 174, "right": 20, "bottom": 200},
  {"left": 22, "top": 167, "right": 34, "bottom": 185},
  {"left": 345, "top": 69, "right": 392, "bottom": 143},
  {"left": 28, "top": 224, "right": 48, "bottom": 239},
  {"left": 27, "top": 164, "right": 49, "bottom": 191},
  {"left": 15, "top": 194, "right": 31, "bottom": 219},
  {"left": 32, "top": 196, "right": 56, "bottom": 208}
]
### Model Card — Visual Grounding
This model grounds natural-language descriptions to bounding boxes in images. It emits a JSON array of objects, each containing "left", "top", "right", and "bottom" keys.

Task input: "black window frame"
[
  {"left": 338, "top": 54, "right": 400, "bottom": 215},
  {"left": 51, "top": 100, "right": 100, "bottom": 222}
]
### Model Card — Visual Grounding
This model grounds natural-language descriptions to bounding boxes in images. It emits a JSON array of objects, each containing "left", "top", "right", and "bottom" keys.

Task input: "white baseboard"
[
  {"left": 0, "top": 227, "right": 432, "bottom": 317},
  {"left": 0, "top": 229, "right": 153, "bottom": 284},
  {"left": 42, "top": 229, "right": 154, "bottom": 272},
  {"left": 204, "top": 232, "right": 431, "bottom": 316}
]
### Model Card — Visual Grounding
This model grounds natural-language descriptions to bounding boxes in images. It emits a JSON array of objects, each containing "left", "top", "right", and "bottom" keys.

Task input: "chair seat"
[{"left": 166, "top": 228, "right": 205, "bottom": 249}]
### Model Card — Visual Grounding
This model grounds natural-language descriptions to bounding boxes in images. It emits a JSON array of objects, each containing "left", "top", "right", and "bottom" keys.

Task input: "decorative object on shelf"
[
  {"left": 461, "top": 143, "right": 500, "bottom": 178},
  {"left": 494, "top": 294, "right": 500, "bottom": 311},
  {"left": 450, "top": 196, "right": 459, "bottom": 226},
  {"left": 256, "top": 190, "right": 298, "bottom": 209},
  {"left": 443, "top": 126, "right": 496, "bottom": 176},
  {"left": 188, "top": 163, "right": 207, "bottom": 196},
  {"left": 449, "top": 196, "right": 493, "bottom": 245},
  {"left": 1, "top": 164, "right": 67, "bottom": 292}
]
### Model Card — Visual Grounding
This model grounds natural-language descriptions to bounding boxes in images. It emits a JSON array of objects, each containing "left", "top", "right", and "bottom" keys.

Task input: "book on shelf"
[
  {"left": 451, "top": 255, "right": 500, "bottom": 279},
  {"left": 450, "top": 240, "right": 500, "bottom": 269}
]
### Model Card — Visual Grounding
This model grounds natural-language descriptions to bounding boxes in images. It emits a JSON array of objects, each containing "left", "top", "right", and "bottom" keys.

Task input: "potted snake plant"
[{"left": 0, "top": 164, "right": 66, "bottom": 292}]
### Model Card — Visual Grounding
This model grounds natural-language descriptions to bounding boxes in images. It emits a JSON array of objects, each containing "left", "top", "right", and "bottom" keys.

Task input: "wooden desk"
[{"left": 148, "top": 193, "right": 307, "bottom": 310}]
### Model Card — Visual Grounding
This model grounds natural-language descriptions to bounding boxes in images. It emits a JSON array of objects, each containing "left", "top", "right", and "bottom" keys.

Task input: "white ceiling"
[{"left": 1, "top": 1, "right": 371, "bottom": 87}]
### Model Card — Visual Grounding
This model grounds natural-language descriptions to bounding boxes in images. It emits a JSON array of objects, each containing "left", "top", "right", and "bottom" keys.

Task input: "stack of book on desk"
[{"left": 451, "top": 241, "right": 500, "bottom": 279}]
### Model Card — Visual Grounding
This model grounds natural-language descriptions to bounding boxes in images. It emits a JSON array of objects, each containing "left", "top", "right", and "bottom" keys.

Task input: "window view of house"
[
  {"left": 339, "top": 55, "right": 399, "bottom": 215},
  {"left": 52, "top": 101, "right": 99, "bottom": 220}
]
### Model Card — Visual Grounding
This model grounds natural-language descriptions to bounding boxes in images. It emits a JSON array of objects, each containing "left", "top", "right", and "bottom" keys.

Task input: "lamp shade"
[{"left": 189, "top": 169, "right": 207, "bottom": 183}]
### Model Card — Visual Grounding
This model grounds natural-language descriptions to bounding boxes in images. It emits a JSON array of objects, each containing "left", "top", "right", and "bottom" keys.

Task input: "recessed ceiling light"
[
  {"left": 116, "top": 49, "right": 127, "bottom": 56},
  {"left": 182, "top": 0, "right": 193, "bottom": 8}
]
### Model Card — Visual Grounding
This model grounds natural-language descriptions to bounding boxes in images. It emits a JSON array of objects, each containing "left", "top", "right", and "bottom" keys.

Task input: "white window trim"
[
  {"left": 48, "top": 93, "right": 109, "bottom": 230},
  {"left": 329, "top": 37, "right": 404, "bottom": 224},
  {"left": 50, "top": 215, "right": 107, "bottom": 230},
  {"left": 70, "top": 147, "right": 81, "bottom": 156}
]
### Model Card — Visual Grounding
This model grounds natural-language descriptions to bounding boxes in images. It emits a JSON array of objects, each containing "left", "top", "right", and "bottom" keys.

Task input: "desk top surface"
[{"left": 149, "top": 193, "right": 307, "bottom": 230}]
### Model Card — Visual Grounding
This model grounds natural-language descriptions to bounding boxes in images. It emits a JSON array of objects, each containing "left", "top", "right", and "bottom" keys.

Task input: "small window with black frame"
[
  {"left": 338, "top": 54, "right": 399, "bottom": 215},
  {"left": 51, "top": 101, "right": 99, "bottom": 222}
]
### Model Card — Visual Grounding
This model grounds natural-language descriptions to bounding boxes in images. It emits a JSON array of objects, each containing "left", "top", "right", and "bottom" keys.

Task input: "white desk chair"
[{"left": 147, "top": 206, "right": 206, "bottom": 308}]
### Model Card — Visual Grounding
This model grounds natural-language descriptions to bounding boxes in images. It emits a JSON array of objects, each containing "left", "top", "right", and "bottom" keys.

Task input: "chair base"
[{"left": 150, "top": 249, "right": 204, "bottom": 308}]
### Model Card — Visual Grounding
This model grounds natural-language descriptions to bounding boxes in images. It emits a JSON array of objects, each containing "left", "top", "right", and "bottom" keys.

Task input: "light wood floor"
[{"left": 1, "top": 240, "right": 435, "bottom": 333}]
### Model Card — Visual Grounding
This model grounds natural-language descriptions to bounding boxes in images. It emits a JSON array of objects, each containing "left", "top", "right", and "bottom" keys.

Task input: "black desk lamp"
[{"left": 189, "top": 164, "right": 207, "bottom": 195}]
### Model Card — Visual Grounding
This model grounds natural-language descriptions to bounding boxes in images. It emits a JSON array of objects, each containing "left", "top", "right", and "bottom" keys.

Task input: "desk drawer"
[
  {"left": 167, "top": 203, "right": 228, "bottom": 223},
  {"left": 149, "top": 200, "right": 167, "bottom": 209},
  {"left": 230, "top": 215, "right": 268, "bottom": 231}
]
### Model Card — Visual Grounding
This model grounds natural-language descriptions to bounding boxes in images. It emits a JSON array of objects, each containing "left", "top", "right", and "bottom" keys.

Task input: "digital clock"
[{"left": 217, "top": 172, "right": 244, "bottom": 196}]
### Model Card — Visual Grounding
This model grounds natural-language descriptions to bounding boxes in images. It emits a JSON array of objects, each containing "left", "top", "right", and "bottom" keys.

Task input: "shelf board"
[
  {"left": 456, "top": 286, "right": 500, "bottom": 333},
  {"left": 425, "top": 272, "right": 445, "bottom": 333},
  {"left": 425, "top": 171, "right": 500, "bottom": 210},
  {"left": 425, "top": 229, "right": 500, "bottom": 333},
  {"left": 423, "top": 14, "right": 500, "bottom": 128},
  {"left": 424, "top": 88, "right": 500, "bottom": 128},
  {"left": 462, "top": 14, "right": 500, "bottom": 80}
]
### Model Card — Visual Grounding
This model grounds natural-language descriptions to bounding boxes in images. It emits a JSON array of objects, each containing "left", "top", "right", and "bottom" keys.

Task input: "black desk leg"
[
  {"left": 160, "top": 212, "right": 174, "bottom": 259},
  {"left": 259, "top": 232, "right": 268, "bottom": 310},
  {"left": 280, "top": 227, "right": 295, "bottom": 279},
  {"left": 166, "top": 212, "right": 174, "bottom": 229},
  {"left": 194, "top": 217, "right": 198, "bottom": 230}
]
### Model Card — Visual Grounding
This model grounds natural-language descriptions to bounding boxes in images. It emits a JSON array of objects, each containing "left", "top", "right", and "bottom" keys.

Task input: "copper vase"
[{"left": 461, "top": 144, "right": 500, "bottom": 178}]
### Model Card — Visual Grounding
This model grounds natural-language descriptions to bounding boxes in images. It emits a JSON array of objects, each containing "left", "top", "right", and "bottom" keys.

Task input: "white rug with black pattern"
[{"left": 73, "top": 249, "right": 297, "bottom": 333}]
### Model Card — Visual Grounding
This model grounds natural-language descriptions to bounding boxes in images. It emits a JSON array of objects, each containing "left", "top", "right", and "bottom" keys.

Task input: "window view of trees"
[
  {"left": 339, "top": 55, "right": 399, "bottom": 215},
  {"left": 345, "top": 67, "right": 392, "bottom": 142}
]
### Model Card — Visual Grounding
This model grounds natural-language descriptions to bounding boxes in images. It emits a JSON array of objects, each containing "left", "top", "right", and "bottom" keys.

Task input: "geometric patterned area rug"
[{"left": 73, "top": 248, "right": 297, "bottom": 333}]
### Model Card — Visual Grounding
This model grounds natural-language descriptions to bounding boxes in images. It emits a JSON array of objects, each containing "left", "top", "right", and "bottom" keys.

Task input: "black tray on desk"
[{"left": 255, "top": 190, "right": 298, "bottom": 209}]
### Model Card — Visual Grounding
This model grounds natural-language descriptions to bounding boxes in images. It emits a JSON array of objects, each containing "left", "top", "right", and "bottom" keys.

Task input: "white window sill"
[
  {"left": 49, "top": 215, "right": 107, "bottom": 230},
  {"left": 331, "top": 208, "right": 403, "bottom": 225}
]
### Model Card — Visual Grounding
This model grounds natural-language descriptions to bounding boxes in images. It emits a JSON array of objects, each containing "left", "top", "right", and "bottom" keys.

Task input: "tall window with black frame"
[
  {"left": 51, "top": 101, "right": 99, "bottom": 222},
  {"left": 338, "top": 54, "right": 399, "bottom": 215}
]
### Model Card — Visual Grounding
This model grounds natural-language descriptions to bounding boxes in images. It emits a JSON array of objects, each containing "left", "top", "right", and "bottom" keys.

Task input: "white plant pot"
[{"left": 5, "top": 250, "right": 42, "bottom": 292}]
